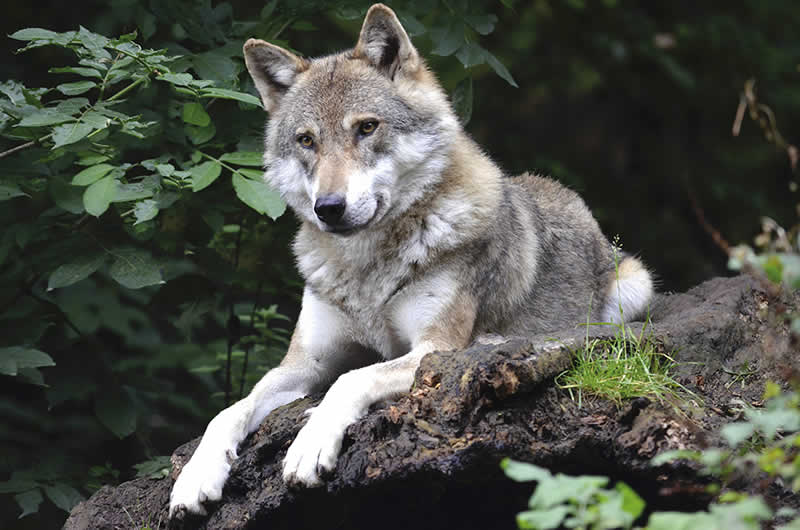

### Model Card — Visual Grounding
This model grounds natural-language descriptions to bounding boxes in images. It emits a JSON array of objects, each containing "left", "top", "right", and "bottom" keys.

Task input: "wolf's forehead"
[{"left": 289, "top": 57, "right": 399, "bottom": 122}]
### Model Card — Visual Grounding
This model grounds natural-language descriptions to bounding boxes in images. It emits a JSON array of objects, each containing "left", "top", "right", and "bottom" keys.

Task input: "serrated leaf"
[
  {"left": 133, "top": 456, "right": 171, "bottom": 479},
  {"left": 190, "top": 160, "right": 222, "bottom": 192},
  {"left": 157, "top": 72, "right": 194, "bottom": 87},
  {"left": 49, "top": 66, "right": 102, "bottom": 79},
  {"left": 18, "top": 109, "right": 76, "bottom": 127},
  {"left": 220, "top": 151, "right": 263, "bottom": 166},
  {"left": 0, "top": 347, "right": 55, "bottom": 376},
  {"left": 108, "top": 247, "right": 162, "bottom": 289},
  {"left": 51, "top": 122, "right": 94, "bottom": 148},
  {"left": 199, "top": 87, "right": 262, "bottom": 107},
  {"left": 486, "top": 51, "right": 518, "bottom": 87},
  {"left": 133, "top": 200, "right": 159, "bottom": 225},
  {"left": 182, "top": 102, "right": 211, "bottom": 126},
  {"left": 43, "top": 483, "right": 83, "bottom": 513},
  {"left": 72, "top": 163, "right": 114, "bottom": 185},
  {"left": 56, "top": 81, "right": 97, "bottom": 96},
  {"left": 83, "top": 176, "right": 117, "bottom": 216},
  {"left": 0, "top": 183, "right": 29, "bottom": 201},
  {"left": 9, "top": 28, "right": 58, "bottom": 41},
  {"left": 14, "top": 489, "right": 43, "bottom": 519},
  {"left": 94, "top": 387, "right": 137, "bottom": 438},
  {"left": 232, "top": 173, "right": 285, "bottom": 219},
  {"left": 48, "top": 252, "right": 105, "bottom": 290}
]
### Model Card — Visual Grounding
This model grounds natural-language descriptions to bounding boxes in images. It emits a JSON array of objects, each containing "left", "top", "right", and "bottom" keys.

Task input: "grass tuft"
[{"left": 555, "top": 321, "right": 689, "bottom": 407}]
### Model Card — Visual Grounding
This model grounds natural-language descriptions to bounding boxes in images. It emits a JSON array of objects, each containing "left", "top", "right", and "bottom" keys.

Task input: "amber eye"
[
  {"left": 358, "top": 121, "right": 378, "bottom": 136},
  {"left": 297, "top": 134, "right": 314, "bottom": 149}
]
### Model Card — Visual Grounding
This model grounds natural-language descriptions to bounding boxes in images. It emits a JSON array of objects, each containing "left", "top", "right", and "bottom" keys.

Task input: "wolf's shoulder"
[{"left": 507, "top": 172, "right": 585, "bottom": 210}]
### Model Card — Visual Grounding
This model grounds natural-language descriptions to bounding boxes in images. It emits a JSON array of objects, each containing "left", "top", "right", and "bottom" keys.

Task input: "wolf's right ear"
[
  {"left": 243, "top": 39, "right": 309, "bottom": 113},
  {"left": 354, "top": 4, "right": 420, "bottom": 79}
]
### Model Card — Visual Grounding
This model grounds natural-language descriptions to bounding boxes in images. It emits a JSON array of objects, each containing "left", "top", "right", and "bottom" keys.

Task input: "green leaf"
[
  {"left": 47, "top": 252, "right": 105, "bottom": 290},
  {"left": 9, "top": 28, "right": 59, "bottom": 41},
  {"left": 72, "top": 163, "right": 115, "bottom": 186},
  {"left": 486, "top": 51, "right": 519, "bottom": 88},
  {"left": 185, "top": 122, "right": 216, "bottom": 145},
  {"left": 500, "top": 458, "right": 552, "bottom": 482},
  {"left": 133, "top": 200, "right": 159, "bottom": 225},
  {"left": 220, "top": 151, "right": 263, "bottom": 166},
  {"left": 721, "top": 422, "right": 756, "bottom": 447},
  {"left": 232, "top": 173, "right": 285, "bottom": 219},
  {"left": 95, "top": 387, "right": 137, "bottom": 438},
  {"left": 192, "top": 50, "right": 241, "bottom": 85},
  {"left": 83, "top": 176, "right": 117, "bottom": 217},
  {"left": 455, "top": 42, "right": 486, "bottom": 68},
  {"left": 516, "top": 506, "right": 571, "bottom": 530},
  {"left": 0, "top": 347, "right": 55, "bottom": 377},
  {"left": 17, "top": 109, "right": 76, "bottom": 127},
  {"left": 452, "top": 76, "right": 473, "bottom": 126},
  {"left": 49, "top": 66, "right": 102, "bottom": 78},
  {"left": 108, "top": 247, "right": 163, "bottom": 289},
  {"left": 133, "top": 456, "right": 171, "bottom": 479},
  {"left": 157, "top": 72, "right": 194, "bottom": 87},
  {"left": 43, "top": 483, "right": 83, "bottom": 513},
  {"left": 14, "top": 489, "right": 43, "bottom": 519},
  {"left": 0, "top": 183, "right": 29, "bottom": 201},
  {"left": 465, "top": 14, "right": 498, "bottom": 35},
  {"left": 191, "top": 160, "right": 222, "bottom": 192},
  {"left": 51, "top": 122, "right": 94, "bottom": 148},
  {"left": 430, "top": 21, "right": 464, "bottom": 56},
  {"left": 50, "top": 179, "right": 85, "bottom": 214},
  {"left": 615, "top": 482, "right": 645, "bottom": 519},
  {"left": 56, "top": 81, "right": 97, "bottom": 96},
  {"left": 182, "top": 102, "right": 211, "bottom": 127},
  {"left": 199, "top": 87, "right": 262, "bottom": 107}
]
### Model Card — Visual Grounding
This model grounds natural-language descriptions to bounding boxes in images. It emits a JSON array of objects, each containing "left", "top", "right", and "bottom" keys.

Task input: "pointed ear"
[
  {"left": 243, "top": 39, "right": 309, "bottom": 113},
  {"left": 353, "top": 4, "right": 420, "bottom": 79}
]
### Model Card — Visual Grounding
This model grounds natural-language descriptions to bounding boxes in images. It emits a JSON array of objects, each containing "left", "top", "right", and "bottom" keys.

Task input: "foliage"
[
  {"left": 501, "top": 459, "right": 645, "bottom": 530},
  {"left": 504, "top": 385, "right": 800, "bottom": 529},
  {"left": 0, "top": 1, "right": 517, "bottom": 526}
]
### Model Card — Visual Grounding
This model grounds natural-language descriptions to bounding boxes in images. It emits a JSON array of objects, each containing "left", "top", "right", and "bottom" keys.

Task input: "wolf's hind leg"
[{"left": 600, "top": 256, "right": 654, "bottom": 324}]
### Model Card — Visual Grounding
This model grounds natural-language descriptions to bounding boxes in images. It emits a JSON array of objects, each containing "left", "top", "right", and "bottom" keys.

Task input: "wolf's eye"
[
  {"left": 297, "top": 135, "right": 314, "bottom": 149},
  {"left": 358, "top": 121, "right": 378, "bottom": 136}
]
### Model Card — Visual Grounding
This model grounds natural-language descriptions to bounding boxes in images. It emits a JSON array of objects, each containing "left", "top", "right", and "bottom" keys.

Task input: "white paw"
[
  {"left": 169, "top": 442, "right": 236, "bottom": 519},
  {"left": 282, "top": 408, "right": 348, "bottom": 488}
]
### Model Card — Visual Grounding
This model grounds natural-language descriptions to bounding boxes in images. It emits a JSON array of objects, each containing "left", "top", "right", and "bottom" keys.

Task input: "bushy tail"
[{"left": 601, "top": 256, "right": 654, "bottom": 325}]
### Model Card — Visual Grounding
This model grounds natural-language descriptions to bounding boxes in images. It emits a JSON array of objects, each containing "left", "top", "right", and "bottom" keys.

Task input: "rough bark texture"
[{"left": 64, "top": 275, "right": 799, "bottom": 530}]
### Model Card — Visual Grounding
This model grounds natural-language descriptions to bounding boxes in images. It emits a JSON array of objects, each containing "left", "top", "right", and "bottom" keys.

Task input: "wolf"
[{"left": 169, "top": 3, "right": 653, "bottom": 518}]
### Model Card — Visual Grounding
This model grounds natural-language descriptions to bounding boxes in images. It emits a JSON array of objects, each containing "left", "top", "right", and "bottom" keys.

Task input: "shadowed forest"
[{"left": 0, "top": 1, "right": 798, "bottom": 528}]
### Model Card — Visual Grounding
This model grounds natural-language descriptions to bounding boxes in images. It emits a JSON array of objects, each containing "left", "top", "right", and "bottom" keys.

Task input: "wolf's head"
[{"left": 244, "top": 4, "right": 459, "bottom": 235}]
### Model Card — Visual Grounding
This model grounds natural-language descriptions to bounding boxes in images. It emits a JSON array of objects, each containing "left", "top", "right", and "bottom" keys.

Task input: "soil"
[{"left": 63, "top": 274, "right": 800, "bottom": 530}]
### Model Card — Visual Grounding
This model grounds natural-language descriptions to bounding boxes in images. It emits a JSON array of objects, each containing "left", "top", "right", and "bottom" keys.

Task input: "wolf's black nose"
[{"left": 314, "top": 194, "right": 346, "bottom": 225}]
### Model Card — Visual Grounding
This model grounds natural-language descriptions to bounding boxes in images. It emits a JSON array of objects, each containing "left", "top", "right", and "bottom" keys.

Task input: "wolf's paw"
[
  {"left": 282, "top": 409, "right": 346, "bottom": 488},
  {"left": 169, "top": 444, "right": 236, "bottom": 519}
]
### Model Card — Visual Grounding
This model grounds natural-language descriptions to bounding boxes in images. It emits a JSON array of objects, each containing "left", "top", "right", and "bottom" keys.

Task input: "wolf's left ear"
[
  {"left": 243, "top": 39, "right": 309, "bottom": 113},
  {"left": 354, "top": 4, "right": 420, "bottom": 79}
]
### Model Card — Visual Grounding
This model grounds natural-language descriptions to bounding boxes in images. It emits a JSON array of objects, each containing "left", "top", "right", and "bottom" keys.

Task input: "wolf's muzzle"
[{"left": 314, "top": 194, "right": 346, "bottom": 225}]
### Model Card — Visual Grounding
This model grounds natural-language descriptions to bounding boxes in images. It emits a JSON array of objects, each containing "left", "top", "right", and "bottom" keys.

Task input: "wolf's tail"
[{"left": 600, "top": 256, "right": 654, "bottom": 324}]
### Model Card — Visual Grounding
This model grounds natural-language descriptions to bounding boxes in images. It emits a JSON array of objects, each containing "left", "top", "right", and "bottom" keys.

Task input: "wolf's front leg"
[
  {"left": 169, "top": 290, "right": 361, "bottom": 518},
  {"left": 282, "top": 290, "right": 477, "bottom": 487}
]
